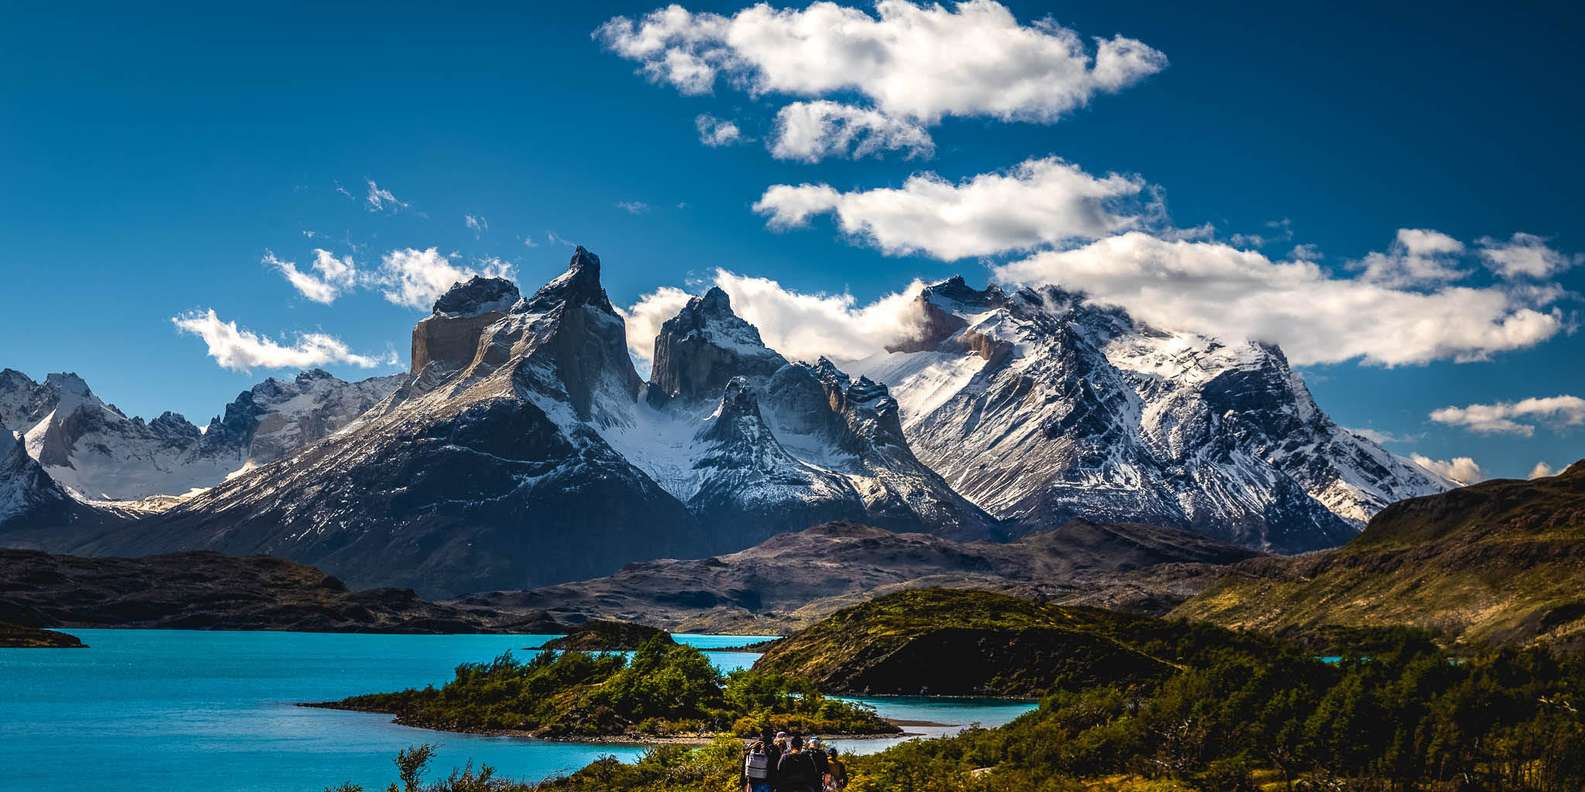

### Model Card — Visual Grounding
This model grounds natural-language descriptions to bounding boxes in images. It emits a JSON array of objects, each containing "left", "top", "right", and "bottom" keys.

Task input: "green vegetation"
[
  {"left": 1177, "top": 461, "right": 1585, "bottom": 650},
  {"left": 754, "top": 588, "right": 1275, "bottom": 697},
  {"left": 322, "top": 588, "right": 1585, "bottom": 790},
  {"left": 0, "top": 621, "right": 84, "bottom": 648},
  {"left": 538, "top": 620, "right": 672, "bottom": 651},
  {"left": 311, "top": 636, "right": 897, "bottom": 739}
]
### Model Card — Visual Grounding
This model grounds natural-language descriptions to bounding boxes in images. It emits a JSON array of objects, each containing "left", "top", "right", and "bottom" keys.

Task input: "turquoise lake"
[{"left": 0, "top": 629, "right": 1037, "bottom": 791}]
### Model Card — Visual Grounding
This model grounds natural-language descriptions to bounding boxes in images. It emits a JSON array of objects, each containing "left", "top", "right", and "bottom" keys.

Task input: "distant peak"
[
  {"left": 295, "top": 368, "right": 335, "bottom": 383},
  {"left": 432, "top": 275, "right": 522, "bottom": 317},
  {"left": 921, "top": 275, "right": 1001, "bottom": 307}
]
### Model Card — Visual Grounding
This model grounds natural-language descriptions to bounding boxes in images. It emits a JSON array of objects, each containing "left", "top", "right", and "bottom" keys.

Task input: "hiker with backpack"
[
  {"left": 742, "top": 739, "right": 773, "bottom": 792},
  {"left": 824, "top": 747, "right": 849, "bottom": 791}
]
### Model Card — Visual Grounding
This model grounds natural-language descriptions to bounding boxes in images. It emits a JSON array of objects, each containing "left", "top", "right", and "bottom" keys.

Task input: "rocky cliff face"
[
  {"left": 849, "top": 277, "right": 1449, "bottom": 552},
  {"left": 90, "top": 249, "right": 709, "bottom": 597},
  {"left": 603, "top": 286, "right": 1001, "bottom": 543}
]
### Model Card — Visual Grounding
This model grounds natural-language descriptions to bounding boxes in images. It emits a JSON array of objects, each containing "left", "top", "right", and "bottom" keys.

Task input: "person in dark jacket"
[
  {"left": 774, "top": 735, "right": 820, "bottom": 792},
  {"left": 807, "top": 737, "right": 830, "bottom": 783}
]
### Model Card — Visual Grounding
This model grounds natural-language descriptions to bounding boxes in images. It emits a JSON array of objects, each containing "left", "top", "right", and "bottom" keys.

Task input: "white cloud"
[
  {"left": 265, "top": 249, "right": 358, "bottom": 304},
  {"left": 1410, "top": 454, "right": 1484, "bottom": 486},
  {"left": 755, "top": 157, "right": 1145, "bottom": 259},
  {"left": 993, "top": 232, "right": 1566, "bottom": 366},
  {"left": 1348, "top": 427, "right": 1400, "bottom": 445},
  {"left": 1529, "top": 461, "right": 1555, "bottom": 480},
  {"left": 172, "top": 309, "right": 392, "bottom": 372},
  {"left": 695, "top": 113, "right": 744, "bottom": 146},
  {"left": 1429, "top": 395, "right": 1585, "bottom": 436},
  {"left": 1477, "top": 232, "right": 1582, "bottom": 280},
  {"left": 1355, "top": 228, "right": 1466, "bottom": 288},
  {"left": 376, "top": 248, "right": 514, "bottom": 310},
  {"left": 616, "top": 286, "right": 695, "bottom": 372},
  {"left": 617, "top": 200, "right": 651, "bottom": 215},
  {"left": 770, "top": 100, "right": 934, "bottom": 162},
  {"left": 597, "top": 0, "right": 1164, "bottom": 160},
  {"left": 621, "top": 269, "right": 928, "bottom": 368},
  {"left": 465, "top": 214, "right": 488, "bottom": 237},
  {"left": 365, "top": 179, "right": 408, "bottom": 213}
]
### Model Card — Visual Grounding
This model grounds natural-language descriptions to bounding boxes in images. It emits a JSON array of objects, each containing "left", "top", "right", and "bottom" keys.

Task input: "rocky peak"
[
  {"left": 649, "top": 285, "right": 784, "bottom": 404},
  {"left": 432, "top": 276, "right": 522, "bottom": 318},
  {"left": 413, "top": 279, "right": 523, "bottom": 376},
  {"left": 43, "top": 372, "right": 93, "bottom": 409},
  {"left": 149, "top": 411, "right": 201, "bottom": 443},
  {"left": 526, "top": 246, "right": 614, "bottom": 314}
]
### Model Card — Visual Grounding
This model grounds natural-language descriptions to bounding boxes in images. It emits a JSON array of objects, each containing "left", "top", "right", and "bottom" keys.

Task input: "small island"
[
  {"left": 536, "top": 619, "right": 671, "bottom": 651},
  {"left": 0, "top": 621, "right": 85, "bottom": 648},
  {"left": 306, "top": 635, "right": 899, "bottom": 740}
]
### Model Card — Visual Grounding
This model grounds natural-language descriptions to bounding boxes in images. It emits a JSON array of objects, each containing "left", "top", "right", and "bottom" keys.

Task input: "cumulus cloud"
[
  {"left": 616, "top": 286, "right": 695, "bottom": 374},
  {"left": 993, "top": 232, "right": 1566, "bottom": 366},
  {"left": 1529, "top": 462, "right": 1555, "bottom": 480},
  {"left": 1478, "top": 232, "right": 1582, "bottom": 280},
  {"left": 1410, "top": 454, "right": 1484, "bottom": 486},
  {"left": 376, "top": 248, "right": 514, "bottom": 310},
  {"left": 597, "top": 0, "right": 1164, "bottom": 162},
  {"left": 620, "top": 269, "right": 928, "bottom": 369},
  {"left": 770, "top": 101, "right": 934, "bottom": 162},
  {"left": 695, "top": 113, "right": 744, "bottom": 146},
  {"left": 265, "top": 249, "right": 357, "bottom": 304},
  {"left": 1429, "top": 395, "right": 1585, "bottom": 436},
  {"left": 365, "top": 179, "right": 408, "bottom": 213},
  {"left": 172, "top": 310, "right": 392, "bottom": 372},
  {"left": 1355, "top": 228, "right": 1466, "bottom": 288},
  {"left": 756, "top": 157, "right": 1145, "bottom": 259}
]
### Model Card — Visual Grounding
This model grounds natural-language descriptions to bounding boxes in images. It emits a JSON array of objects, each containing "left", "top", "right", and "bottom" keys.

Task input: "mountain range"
[{"left": 1, "top": 247, "right": 1450, "bottom": 596}]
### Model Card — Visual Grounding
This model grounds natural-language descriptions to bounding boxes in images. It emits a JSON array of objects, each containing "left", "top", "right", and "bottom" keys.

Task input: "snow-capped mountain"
[
  {"left": 605, "top": 286, "right": 999, "bottom": 541},
  {"left": 90, "top": 252, "right": 712, "bottom": 597},
  {"left": 0, "top": 416, "right": 122, "bottom": 542},
  {"left": 0, "top": 367, "right": 400, "bottom": 501},
  {"left": 849, "top": 277, "right": 1450, "bottom": 552},
  {"left": 85, "top": 251, "right": 995, "bottom": 596}
]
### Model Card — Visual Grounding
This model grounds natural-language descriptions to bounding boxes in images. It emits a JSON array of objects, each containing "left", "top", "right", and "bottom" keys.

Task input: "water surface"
[{"left": 1, "top": 629, "right": 1034, "bottom": 791}]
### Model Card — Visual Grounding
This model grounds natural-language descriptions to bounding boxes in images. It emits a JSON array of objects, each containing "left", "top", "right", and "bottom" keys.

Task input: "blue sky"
[{"left": 1, "top": 1, "right": 1581, "bottom": 480}]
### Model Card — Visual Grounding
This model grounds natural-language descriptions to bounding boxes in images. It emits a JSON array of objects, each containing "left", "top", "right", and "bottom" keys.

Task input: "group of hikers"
[{"left": 741, "top": 729, "right": 849, "bottom": 792}]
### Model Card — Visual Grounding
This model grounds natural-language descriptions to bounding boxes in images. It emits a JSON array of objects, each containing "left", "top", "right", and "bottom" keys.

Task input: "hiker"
[
  {"left": 742, "top": 740, "right": 773, "bottom": 792},
  {"left": 774, "top": 735, "right": 821, "bottom": 792},
  {"left": 806, "top": 737, "right": 830, "bottom": 783},
  {"left": 825, "top": 747, "right": 848, "bottom": 791}
]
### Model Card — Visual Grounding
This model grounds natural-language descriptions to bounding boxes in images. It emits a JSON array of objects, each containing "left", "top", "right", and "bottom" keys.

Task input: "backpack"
[{"left": 745, "top": 751, "right": 770, "bottom": 780}]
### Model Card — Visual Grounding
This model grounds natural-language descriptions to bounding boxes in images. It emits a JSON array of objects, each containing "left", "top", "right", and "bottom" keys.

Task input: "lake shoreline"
[{"left": 296, "top": 700, "right": 921, "bottom": 744}]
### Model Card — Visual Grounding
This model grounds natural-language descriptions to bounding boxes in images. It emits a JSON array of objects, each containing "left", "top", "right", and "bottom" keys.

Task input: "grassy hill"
[
  {"left": 1176, "top": 460, "right": 1585, "bottom": 650},
  {"left": 752, "top": 588, "right": 1269, "bottom": 697}
]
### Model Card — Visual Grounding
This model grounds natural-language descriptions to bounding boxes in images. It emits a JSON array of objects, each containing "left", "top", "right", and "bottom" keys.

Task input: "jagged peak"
[
  {"left": 526, "top": 246, "right": 613, "bottom": 313},
  {"left": 432, "top": 275, "right": 522, "bottom": 318},
  {"left": 44, "top": 372, "right": 91, "bottom": 399},
  {"left": 698, "top": 285, "right": 732, "bottom": 314},
  {"left": 294, "top": 368, "right": 337, "bottom": 384},
  {"left": 702, "top": 376, "right": 768, "bottom": 443},
  {"left": 0, "top": 368, "right": 35, "bottom": 388},
  {"left": 921, "top": 275, "right": 1004, "bottom": 308}
]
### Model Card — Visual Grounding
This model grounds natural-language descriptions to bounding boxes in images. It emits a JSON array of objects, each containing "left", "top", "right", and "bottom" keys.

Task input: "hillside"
[
  {"left": 0, "top": 621, "right": 84, "bottom": 648},
  {"left": 752, "top": 588, "right": 1267, "bottom": 697},
  {"left": 1175, "top": 460, "right": 1585, "bottom": 649},
  {"left": 0, "top": 549, "right": 553, "bottom": 633},
  {"left": 453, "top": 520, "right": 1258, "bottom": 632}
]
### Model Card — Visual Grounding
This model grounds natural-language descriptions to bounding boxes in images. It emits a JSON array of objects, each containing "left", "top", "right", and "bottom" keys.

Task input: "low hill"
[
  {"left": 454, "top": 520, "right": 1257, "bottom": 633},
  {"left": 0, "top": 549, "right": 557, "bottom": 634},
  {"left": 0, "top": 621, "right": 84, "bottom": 648},
  {"left": 1175, "top": 460, "right": 1585, "bottom": 649},
  {"left": 752, "top": 588, "right": 1265, "bottom": 697}
]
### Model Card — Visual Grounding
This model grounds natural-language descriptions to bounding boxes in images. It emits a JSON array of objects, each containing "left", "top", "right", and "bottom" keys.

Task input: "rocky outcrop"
[
  {"left": 0, "top": 622, "right": 84, "bottom": 648},
  {"left": 539, "top": 619, "right": 672, "bottom": 651},
  {"left": 410, "top": 276, "right": 522, "bottom": 375}
]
